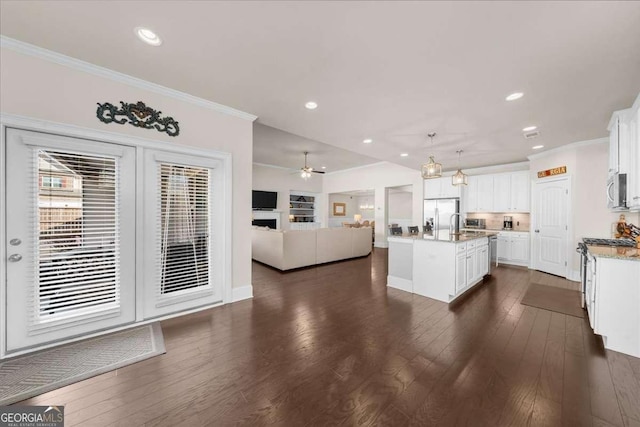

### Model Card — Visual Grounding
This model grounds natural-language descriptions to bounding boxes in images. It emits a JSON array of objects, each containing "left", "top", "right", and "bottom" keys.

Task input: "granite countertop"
[
  {"left": 388, "top": 230, "right": 498, "bottom": 243},
  {"left": 587, "top": 245, "right": 640, "bottom": 262}
]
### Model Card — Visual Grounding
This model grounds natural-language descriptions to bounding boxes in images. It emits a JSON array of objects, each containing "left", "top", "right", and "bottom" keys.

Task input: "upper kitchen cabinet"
[
  {"left": 464, "top": 171, "right": 529, "bottom": 213},
  {"left": 510, "top": 171, "right": 531, "bottom": 212},
  {"left": 608, "top": 110, "right": 632, "bottom": 176},
  {"left": 492, "top": 173, "right": 511, "bottom": 212},
  {"left": 423, "top": 176, "right": 462, "bottom": 199},
  {"left": 608, "top": 93, "right": 640, "bottom": 211}
]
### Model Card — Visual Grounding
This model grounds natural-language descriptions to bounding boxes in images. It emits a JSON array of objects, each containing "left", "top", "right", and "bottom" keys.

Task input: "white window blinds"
[
  {"left": 36, "top": 150, "right": 120, "bottom": 321},
  {"left": 159, "top": 163, "right": 210, "bottom": 295}
]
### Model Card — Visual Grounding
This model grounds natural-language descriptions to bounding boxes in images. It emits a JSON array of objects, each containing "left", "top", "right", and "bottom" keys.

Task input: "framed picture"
[{"left": 333, "top": 202, "right": 346, "bottom": 216}]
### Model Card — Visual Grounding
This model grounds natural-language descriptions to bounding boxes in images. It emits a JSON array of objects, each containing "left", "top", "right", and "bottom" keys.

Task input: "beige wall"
[
  {"left": 252, "top": 163, "right": 322, "bottom": 229},
  {"left": 0, "top": 47, "right": 254, "bottom": 289},
  {"left": 529, "top": 139, "right": 639, "bottom": 273}
]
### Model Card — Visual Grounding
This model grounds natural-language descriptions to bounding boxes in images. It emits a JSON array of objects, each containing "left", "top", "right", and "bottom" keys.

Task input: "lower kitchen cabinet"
[
  {"left": 497, "top": 232, "right": 530, "bottom": 266},
  {"left": 587, "top": 254, "right": 640, "bottom": 358}
]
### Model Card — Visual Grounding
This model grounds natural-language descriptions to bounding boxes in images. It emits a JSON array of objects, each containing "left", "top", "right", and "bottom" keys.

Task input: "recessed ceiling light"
[
  {"left": 135, "top": 27, "right": 162, "bottom": 46},
  {"left": 305, "top": 101, "right": 318, "bottom": 110},
  {"left": 505, "top": 92, "right": 524, "bottom": 101},
  {"left": 522, "top": 126, "right": 537, "bottom": 132},
  {"left": 532, "top": 145, "right": 544, "bottom": 150},
  {"left": 400, "top": 153, "right": 409, "bottom": 157},
  {"left": 321, "top": 166, "right": 326, "bottom": 169},
  {"left": 363, "top": 138, "right": 373, "bottom": 144}
]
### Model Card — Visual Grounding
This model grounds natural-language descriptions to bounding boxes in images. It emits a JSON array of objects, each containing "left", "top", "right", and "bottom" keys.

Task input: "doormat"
[
  {"left": 521, "top": 283, "right": 584, "bottom": 318},
  {"left": 0, "top": 323, "right": 165, "bottom": 405}
]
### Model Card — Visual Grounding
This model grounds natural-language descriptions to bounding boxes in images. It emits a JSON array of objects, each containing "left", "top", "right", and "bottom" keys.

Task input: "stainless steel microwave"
[
  {"left": 464, "top": 218, "right": 486, "bottom": 229},
  {"left": 607, "top": 173, "right": 627, "bottom": 210}
]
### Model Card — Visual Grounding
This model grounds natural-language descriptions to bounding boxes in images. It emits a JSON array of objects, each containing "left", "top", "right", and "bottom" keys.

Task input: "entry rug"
[
  {"left": 521, "top": 283, "right": 584, "bottom": 318},
  {"left": 0, "top": 323, "right": 165, "bottom": 405}
]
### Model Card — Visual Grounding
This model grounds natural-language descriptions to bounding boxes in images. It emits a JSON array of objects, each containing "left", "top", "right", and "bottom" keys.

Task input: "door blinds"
[
  {"left": 158, "top": 163, "right": 210, "bottom": 296},
  {"left": 36, "top": 149, "right": 120, "bottom": 322}
]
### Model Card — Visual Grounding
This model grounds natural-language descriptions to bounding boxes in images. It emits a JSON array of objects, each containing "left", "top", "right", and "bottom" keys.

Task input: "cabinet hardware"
[{"left": 8, "top": 254, "right": 22, "bottom": 262}]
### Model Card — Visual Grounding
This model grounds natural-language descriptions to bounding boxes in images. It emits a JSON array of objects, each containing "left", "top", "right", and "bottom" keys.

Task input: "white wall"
[
  {"left": 322, "top": 162, "right": 423, "bottom": 247},
  {"left": 388, "top": 191, "right": 412, "bottom": 219},
  {"left": 529, "top": 139, "right": 640, "bottom": 277},
  {"left": 0, "top": 46, "right": 254, "bottom": 290},
  {"left": 252, "top": 163, "right": 322, "bottom": 229}
]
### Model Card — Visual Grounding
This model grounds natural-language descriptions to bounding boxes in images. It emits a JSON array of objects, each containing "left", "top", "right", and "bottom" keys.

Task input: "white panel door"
[
  {"left": 532, "top": 178, "right": 569, "bottom": 277},
  {"left": 142, "top": 150, "right": 224, "bottom": 319},
  {"left": 5, "top": 129, "right": 136, "bottom": 352}
]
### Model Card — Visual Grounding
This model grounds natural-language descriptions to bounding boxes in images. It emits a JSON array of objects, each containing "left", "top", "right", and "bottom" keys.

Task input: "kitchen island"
[{"left": 387, "top": 231, "right": 498, "bottom": 303}]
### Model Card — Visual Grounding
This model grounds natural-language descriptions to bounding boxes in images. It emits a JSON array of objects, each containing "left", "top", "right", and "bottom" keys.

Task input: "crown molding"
[
  {"left": 0, "top": 36, "right": 257, "bottom": 122},
  {"left": 527, "top": 137, "right": 607, "bottom": 161},
  {"left": 252, "top": 162, "right": 292, "bottom": 171}
]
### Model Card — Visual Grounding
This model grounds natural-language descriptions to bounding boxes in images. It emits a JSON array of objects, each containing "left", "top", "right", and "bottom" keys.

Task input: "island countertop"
[{"left": 387, "top": 230, "right": 498, "bottom": 244}]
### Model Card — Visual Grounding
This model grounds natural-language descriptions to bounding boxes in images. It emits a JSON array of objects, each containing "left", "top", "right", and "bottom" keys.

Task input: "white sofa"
[{"left": 252, "top": 226, "right": 372, "bottom": 270}]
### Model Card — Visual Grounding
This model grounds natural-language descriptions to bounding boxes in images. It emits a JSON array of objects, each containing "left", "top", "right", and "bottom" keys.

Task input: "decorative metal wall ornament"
[{"left": 96, "top": 101, "right": 180, "bottom": 137}]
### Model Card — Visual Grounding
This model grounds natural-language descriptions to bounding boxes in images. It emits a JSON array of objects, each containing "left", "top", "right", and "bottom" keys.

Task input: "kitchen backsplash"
[{"left": 466, "top": 212, "right": 530, "bottom": 231}]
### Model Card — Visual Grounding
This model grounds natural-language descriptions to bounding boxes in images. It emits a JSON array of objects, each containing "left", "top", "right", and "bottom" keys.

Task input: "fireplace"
[{"left": 252, "top": 219, "right": 277, "bottom": 229}]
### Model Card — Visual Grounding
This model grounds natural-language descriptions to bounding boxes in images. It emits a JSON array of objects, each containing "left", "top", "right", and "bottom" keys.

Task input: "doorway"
[{"left": 531, "top": 177, "right": 570, "bottom": 277}]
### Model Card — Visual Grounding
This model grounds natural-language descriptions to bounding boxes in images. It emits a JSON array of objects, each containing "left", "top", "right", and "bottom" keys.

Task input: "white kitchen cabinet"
[
  {"left": 466, "top": 175, "right": 479, "bottom": 212},
  {"left": 510, "top": 171, "right": 530, "bottom": 212},
  {"left": 476, "top": 175, "right": 494, "bottom": 212},
  {"left": 477, "top": 244, "right": 489, "bottom": 279},
  {"left": 608, "top": 111, "right": 632, "bottom": 176},
  {"left": 455, "top": 251, "right": 467, "bottom": 294},
  {"left": 492, "top": 173, "right": 511, "bottom": 212},
  {"left": 497, "top": 231, "right": 530, "bottom": 267},
  {"left": 424, "top": 176, "right": 462, "bottom": 199},
  {"left": 464, "top": 171, "right": 530, "bottom": 213},
  {"left": 626, "top": 99, "right": 640, "bottom": 210},
  {"left": 465, "top": 250, "right": 475, "bottom": 287},
  {"left": 588, "top": 254, "right": 640, "bottom": 358}
]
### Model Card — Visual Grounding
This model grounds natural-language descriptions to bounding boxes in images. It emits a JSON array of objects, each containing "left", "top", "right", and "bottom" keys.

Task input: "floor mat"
[
  {"left": 521, "top": 283, "right": 584, "bottom": 318},
  {"left": 0, "top": 323, "right": 165, "bottom": 405}
]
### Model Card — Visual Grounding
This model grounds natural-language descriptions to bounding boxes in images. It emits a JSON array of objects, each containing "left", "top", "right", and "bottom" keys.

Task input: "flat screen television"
[{"left": 252, "top": 190, "right": 278, "bottom": 210}]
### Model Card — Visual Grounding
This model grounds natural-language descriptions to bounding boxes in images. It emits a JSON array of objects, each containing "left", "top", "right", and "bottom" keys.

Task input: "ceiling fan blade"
[{"left": 311, "top": 170, "right": 325, "bottom": 174}]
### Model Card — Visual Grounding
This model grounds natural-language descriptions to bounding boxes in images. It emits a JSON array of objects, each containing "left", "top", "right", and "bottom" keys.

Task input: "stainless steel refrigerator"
[{"left": 424, "top": 198, "right": 460, "bottom": 233}]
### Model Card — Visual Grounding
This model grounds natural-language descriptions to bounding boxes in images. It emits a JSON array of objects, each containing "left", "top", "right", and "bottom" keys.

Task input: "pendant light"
[
  {"left": 452, "top": 150, "right": 468, "bottom": 186},
  {"left": 421, "top": 132, "right": 442, "bottom": 179}
]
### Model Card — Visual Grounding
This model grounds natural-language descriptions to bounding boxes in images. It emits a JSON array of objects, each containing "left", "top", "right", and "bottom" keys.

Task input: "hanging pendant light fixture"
[
  {"left": 421, "top": 132, "right": 442, "bottom": 179},
  {"left": 452, "top": 150, "right": 468, "bottom": 186}
]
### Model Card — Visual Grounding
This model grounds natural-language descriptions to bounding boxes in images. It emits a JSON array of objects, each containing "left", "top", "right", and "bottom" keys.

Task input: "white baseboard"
[
  {"left": 375, "top": 241, "right": 389, "bottom": 249},
  {"left": 387, "top": 276, "right": 413, "bottom": 293},
  {"left": 232, "top": 285, "right": 253, "bottom": 302},
  {"left": 567, "top": 269, "right": 581, "bottom": 282}
]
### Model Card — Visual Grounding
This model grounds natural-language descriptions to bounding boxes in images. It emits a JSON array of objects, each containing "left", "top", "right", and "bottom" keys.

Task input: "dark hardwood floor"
[{"left": 19, "top": 248, "right": 640, "bottom": 426}]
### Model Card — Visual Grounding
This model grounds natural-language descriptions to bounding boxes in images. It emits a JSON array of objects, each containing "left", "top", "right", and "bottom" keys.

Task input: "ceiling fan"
[{"left": 298, "top": 151, "right": 324, "bottom": 179}]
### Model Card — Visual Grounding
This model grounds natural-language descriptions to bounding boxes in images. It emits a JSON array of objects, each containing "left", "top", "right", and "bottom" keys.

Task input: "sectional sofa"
[{"left": 251, "top": 226, "right": 372, "bottom": 271}]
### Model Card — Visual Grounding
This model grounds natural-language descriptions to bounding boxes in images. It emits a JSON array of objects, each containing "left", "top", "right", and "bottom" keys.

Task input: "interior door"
[
  {"left": 532, "top": 178, "right": 569, "bottom": 277},
  {"left": 142, "top": 150, "right": 224, "bottom": 319},
  {"left": 5, "top": 129, "right": 136, "bottom": 352}
]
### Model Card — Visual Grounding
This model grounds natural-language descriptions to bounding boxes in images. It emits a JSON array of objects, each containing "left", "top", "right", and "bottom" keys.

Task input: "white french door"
[
  {"left": 141, "top": 150, "right": 223, "bottom": 318},
  {"left": 532, "top": 177, "right": 569, "bottom": 277},
  {"left": 5, "top": 129, "right": 136, "bottom": 352}
]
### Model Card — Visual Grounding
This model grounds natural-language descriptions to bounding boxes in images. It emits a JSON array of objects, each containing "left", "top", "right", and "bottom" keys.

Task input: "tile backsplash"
[{"left": 466, "top": 212, "right": 530, "bottom": 231}]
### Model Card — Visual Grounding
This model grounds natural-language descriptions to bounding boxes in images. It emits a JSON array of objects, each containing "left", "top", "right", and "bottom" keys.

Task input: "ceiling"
[{"left": 2, "top": 1, "right": 640, "bottom": 172}]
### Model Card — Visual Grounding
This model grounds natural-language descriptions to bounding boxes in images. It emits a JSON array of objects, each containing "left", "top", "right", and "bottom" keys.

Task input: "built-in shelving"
[{"left": 289, "top": 193, "right": 316, "bottom": 223}]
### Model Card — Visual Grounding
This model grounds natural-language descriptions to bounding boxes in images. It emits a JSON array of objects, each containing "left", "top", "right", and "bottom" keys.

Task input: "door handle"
[
  {"left": 535, "top": 230, "right": 540, "bottom": 233},
  {"left": 10, "top": 238, "right": 21, "bottom": 246},
  {"left": 8, "top": 254, "right": 22, "bottom": 262}
]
